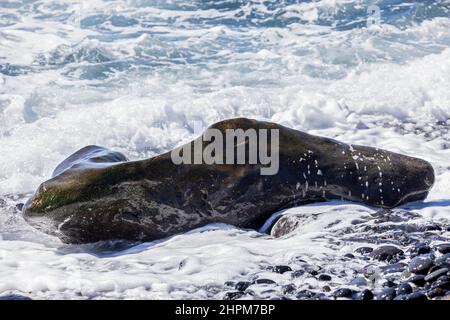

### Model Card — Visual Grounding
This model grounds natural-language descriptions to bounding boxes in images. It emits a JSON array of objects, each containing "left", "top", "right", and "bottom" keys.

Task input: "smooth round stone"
[
  {"left": 318, "top": 274, "right": 332, "bottom": 281},
  {"left": 425, "top": 268, "right": 449, "bottom": 283},
  {"left": 409, "top": 275, "right": 426, "bottom": 287},
  {"left": 406, "top": 292, "right": 428, "bottom": 300},
  {"left": 296, "top": 290, "right": 318, "bottom": 299},
  {"left": 370, "top": 246, "right": 404, "bottom": 262},
  {"left": 355, "top": 247, "right": 373, "bottom": 255},
  {"left": 333, "top": 288, "right": 354, "bottom": 299},
  {"left": 322, "top": 286, "right": 331, "bottom": 292},
  {"left": 383, "top": 280, "right": 397, "bottom": 288},
  {"left": 377, "top": 288, "right": 396, "bottom": 300},
  {"left": 291, "top": 270, "right": 305, "bottom": 278},
  {"left": 411, "top": 244, "right": 431, "bottom": 256},
  {"left": 253, "top": 278, "right": 276, "bottom": 285},
  {"left": 281, "top": 284, "right": 296, "bottom": 294},
  {"left": 380, "top": 262, "right": 407, "bottom": 274},
  {"left": 435, "top": 243, "right": 450, "bottom": 254},
  {"left": 427, "top": 288, "right": 445, "bottom": 299},
  {"left": 235, "top": 281, "right": 251, "bottom": 292},
  {"left": 430, "top": 276, "right": 450, "bottom": 290},
  {"left": 350, "top": 277, "right": 367, "bottom": 287},
  {"left": 344, "top": 253, "right": 355, "bottom": 259},
  {"left": 408, "top": 255, "right": 434, "bottom": 274},
  {"left": 397, "top": 283, "right": 413, "bottom": 295},
  {"left": 359, "top": 289, "right": 374, "bottom": 300},
  {"left": 270, "top": 265, "right": 292, "bottom": 274},
  {"left": 434, "top": 254, "right": 450, "bottom": 268},
  {"left": 223, "top": 291, "right": 245, "bottom": 300}
]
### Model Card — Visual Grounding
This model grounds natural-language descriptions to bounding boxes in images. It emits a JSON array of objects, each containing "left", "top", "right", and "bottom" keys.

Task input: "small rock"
[
  {"left": 223, "top": 291, "right": 245, "bottom": 300},
  {"left": 224, "top": 281, "right": 235, "bottom": 287},
  {"left": 383, "top": 280, "right": 397, "bottom": 288},
  {"left": 435, "top": 243, "right": 450, "bottom": 254},
  {"left": 359, "top": 289, "right": 374, "bottom": 300},
  {"left": 434, "top": 253, "right": 450, "bottom": 268},
  {"left": 425, "top": 268, "right": 449, "bottom": 283},
  {"left": 318, "top": 274, "right": 332, "bottom": 281},
  {"left": 350, "top": 277, "right": 367, "bottom": 287},
  {"left": 427, "top": 288, "right": 444, "bottom": 299},
  {"left": 291, "top": 270, "right": 305, "bottom": 278},
  {"left": 235, "top": 281, "right": 251, "bottom": 292},
  {"left": 281, "top": 284, "right": 296, "bottom": 295},
  {"left": 430, "top": 277, "right": 450, "bottom": 290},
  {"left": 16, "top": 203, "right": 24, "bottom": 211},
  {"left": 380, "top": 262, "right": 406, "bottom": 274},
  {"left": 270, "top": 265, "right": 292, "bottom": 274},
  {"left": 322, "top": 285, "right": 331, "bottom": 292},
  {"left": 355, "top": 247, "right": 373, "bottom": 255},
  {"left": 411, "top": 244, "right": 431, "bottom": 256},
  {"left": 406, "top": 291, "right": 428, "bottom": 300},
  {"left": 333, "top": 288, "right": 354, "bottom": 299},
  {"left": 408, "top": 275, "right": 426, "bottom": 287},
  {"left": 253, "top": 278, "right": 276, "bottom": 285},
  {"left": 296, "top": 290, "right": 317, "bottom": 299},
  {"left": 344, "top": 253, "right": 355, "bottom": 259},
  {"left": 377, "top": 288, "right": 396, "bottom": 300},
  {"left": 371, "top": 246, "right": 404, "bottom": 262},
  {"left": 408, "top": 255, "right": 434, "bottom": 274},
  {"left": 396, "top": 283, "right": 412, "bottom": 295}
]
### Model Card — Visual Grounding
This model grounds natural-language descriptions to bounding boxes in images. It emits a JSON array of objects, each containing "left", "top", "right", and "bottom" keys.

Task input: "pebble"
[
  {"left": 430, "top": 276, "right": 450, "bottom": 290},
  {"left": 235, "top": 281, "right": 251, "bottom": 292},
  {"left": 355, "top": 247, "right": 373, "bottom": 255},
  {"left": 359, "top": 289, "right": 374, "bottom": 300},
  {"left": 427, "top": 288, "right": 445, "bottom": 299},
  {"left": 406, "top": 291, "right": 427, "bottom": 300},
  {"left": 377, "top": 288, "right": 396, "bottom": 300},
  {"left": 333, "top": 288, "right": 354, "bottom": 299},
  {"left": 296, "top": 290, "right": 317, "bottom": 299},
  {"left": 344, "top": 253, "right": 355, "bottom": 259},
  {"left": 425, "top": 268, "right": 449, "bottom": 282},
  {"left": 370, "top": 246, "right": 404, "bottom": 262},
  {"left": 223, "top": 291, "right": 245, "bottom": 300},
  {"left": 411, "top": 244, "right": 431, "bottom": 256},
  {"left": 380, "top": 262, "right": 406, "bottom": 274},
  {"left": 318, "top": 274, "right": 332, "bottom": 281},
  {"left": 383, "top": 280, "right": 397, "bottom": 288},
  {"left": 270, "top": 265, "right": 292, "bottom": 274},
  {"left": 253, "top": 278, "right": 276, "bottom": 285},
  {"left": 396, "top": 283, "right": 412, "bottom": 295},
  {"left": 435, "top": 243, "right": 450, "bottom": 254},
  {"left": 408, "top": 275, "right": 426, "bottom": 286},
  {"left": 322, "top": 286, "right": 331, "bottom": 292},
  {"left": 16, "top": 203, "right": 24, "bottom": 211},
  {"left": 281, "top": 284, "right": 296, "bottom": 295},
  {"left": 291, "top": 270, "right": 305, "bottom": 278},
  {"left": 350, "top": 277, "right": 367, "bottom": 287},
  {"left": 434, "top": 253, "right": 450, "bottom": 268},
  {"left": 408, "top": 255, "right": 434, "bottom": 274}
]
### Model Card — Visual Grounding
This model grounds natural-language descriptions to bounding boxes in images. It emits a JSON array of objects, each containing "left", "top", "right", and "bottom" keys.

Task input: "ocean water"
[{"left": 0, "top": 0, "right": 449, "bottom": 299}]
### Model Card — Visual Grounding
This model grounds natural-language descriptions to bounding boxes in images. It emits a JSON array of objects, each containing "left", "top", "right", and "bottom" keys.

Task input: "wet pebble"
[
  {"left": 235, "top": 281, "right": 251, "bottom": 292},
  {"left": 223, "top": 291, "right": 245, "bottom": 300},
  {"left": 355, "top": 247, "right": 373, "bottom": 255},
  {"left": 380, "top": 262, "right": 406, "bottom": 274},
  {"left": 253, "top": 278, "right": 276, "bottom": 285},
  {"left": 359, "top": 289, "right": 373, "bottom": 300},
  {"left": 408, "top": 255, "right": 434, "bottom": 274},
  {"left": 406, "top": 291, "right": 427, "bottom": 300},
  {"left": 434, "top": 253, "right": 450, "bottom": 268},
  {"left": 281, "top": 284, "right": 296, "bottom": 295},
  {"left": 427, "top": 288, "right": 445, "bottom": 299},
  {"left": 333, "top": 288, "right": 354, "bottom": 299},
  {"left": 371, "top": 246, "right": 404, "bottom": 262},
  {"left": 377, "top": 287, "right": 396, "bottom": 300},
  {"left": 350, "top": 277, "right": 367, "bottom": 287},
  {"left": 408, "top": 275, "right": 426, "bottom": 287},
  {"left": 269, "top": 265, "right": 292, "bottom": 274},
  {"left": 318, "top": 274, "right": 331, "bottom": 281},
  {"left": 396, "top": 283, "right": 412, "bottom": 295},
  {"left": 425, "top": 268, "right": 449, "bottom": 283},
  {"left": 411, "top": 244, "right": 431, "bottom": 256},
  {"left": 435, "top": 243, "right": 450, "bottom": 254},
  {"left": 344, "top": 253, "right": 355, "bottom": 259},
  {"left": 291, "top": 270, "right": 305, "bottom": 278}
]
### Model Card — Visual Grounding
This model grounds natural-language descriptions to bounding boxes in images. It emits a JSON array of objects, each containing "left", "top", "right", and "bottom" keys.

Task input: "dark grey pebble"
[
  {"left": 434, "top": 253, "right": 450, "bottom": 268},
  {"left": 425, "top": 268, "right": 449, "bottom": 282},
  {"left": 0, "top": 294, "right": 32, "bottom": 300},
  {"left": 224, "top": 281, "right": 235, "bottom": 287},
  {"left": 15, "top": 203, "right": 24, "bottom": 211},
  {"left": 409, "top": 275, "right": 426, "bottom": 287},
  {"left": 427, "top": 288, "right": 445, "bottom": 299},
  {"left": 408, "top": 255, "right": 434, "bottom": 274},
  {"left": 253, "top": 278, "right": 276, "bottom": 285},
  {"left": 344, "top": 253, "right": 355, "bottom": 259},
  {"left": 355, "top": 247, "right": 373, "bottom": 255},
  {"left": 420, "top": 224, "right": 442, "bottom": 232},
  {"left": 405, "top": 291, "right": 428, "bottom": 300},
  {"left": 435, "top": 243, "right": 450, "bottom": 254},
  {"left": 318, "top": 274, "right": 332, "bottom": 281},
  {"left": 430, "top": 277, "right": 450, "bottom": 290},
  {"left": 370, "top": 246, "right": 404, "bottom": 262},
  {"left": 270, "top": 265, "right": 292, "bottom": 274},
  {"left": 333, "top": 288, "right": 354, "bottom": 299},
  {"left": 377, "top": 288, "right": 396, "bottom": 300},
  {"left": 350, "top": 277, "right": 367, "bottom": 287},
  {"left": 396, "top": 283, "right": 412, "bottom": 295},
  {"left": 380, "top": 262, "right": 406, "bottom": 274},
  {"left": 235, "top": 281, "right": 251, "bottom": 292},
  {"left": 411, "top": 244, "right": 431, "bottom": 256},
  {"left": 223, "top": 291, "right": 245, "bottom": 300},
  {"left": 383, "top": 280, "right": 397, "bottom": 288},
  {"left": 296, "top": 290, "right": 318, "bottom": 299},
  {"left": 322, "top": 285, "right": 331, "bottom": 292},
  {"left": 281, "top": 284, "right": 296, "bottom": 295},
  {"left": 359, "top": 289, "right": 374, "bottom": 300},
  {"left": 291, "top": 270, "right": 305, "bottom": 278}
]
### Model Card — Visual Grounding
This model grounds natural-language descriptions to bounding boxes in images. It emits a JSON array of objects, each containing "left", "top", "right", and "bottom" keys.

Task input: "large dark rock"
[{"left": 22, "top": 118, "right": 435, "bottom": 243}]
